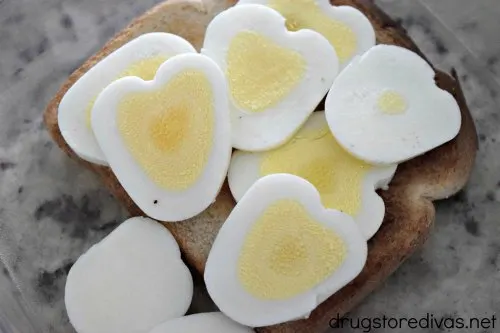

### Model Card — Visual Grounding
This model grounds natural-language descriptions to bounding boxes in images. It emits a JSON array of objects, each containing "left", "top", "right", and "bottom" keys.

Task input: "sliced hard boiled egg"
[
  {"left": 325, "top": 44, "right": 462, "bottom": 165},
  {"left": 202, "top": 4, "right": 338, "bottom": 151},
  {"left": 237, "top": 0, "right": 375, "bottom": 69},
  {"left": 65, "top": 217, "right": 193, "bottom": 333},
  {"left": 205, "top": 174, "right": 367, "bottom": 327},
  {"left": 91, "top": 53, "right": 231, "bottom": 222},
  {"left": 228, "top": 111, "right": 397, "bottom": 239},
  {"left": 58, "top": 33, "right": 196, "bottom": 165},
  {"left": 148, "top": 313, "right": 254, "bottom": 333}
]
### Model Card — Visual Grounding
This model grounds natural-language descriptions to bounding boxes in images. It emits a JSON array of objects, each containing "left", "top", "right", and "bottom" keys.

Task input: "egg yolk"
[
  {"left": 377, "top": 90, "right": 407, "bottom": 115},
  {"left": 269, "top": 0, "right": 357, "bottom": 64},
  {"left": 238, "top": 199, "right": 346, "bottom": 300},
  {"left": 85, "top": 55, "right": 170, "bottom": 129},
  {"left": 117, "top": 70, "right": 214, "bottom": 191},
  {"left": 227, "top": 31, "right": 306, "bottom": 113},
  {"left": 260, "top": 123, "right": 370, "bottom": 216}
]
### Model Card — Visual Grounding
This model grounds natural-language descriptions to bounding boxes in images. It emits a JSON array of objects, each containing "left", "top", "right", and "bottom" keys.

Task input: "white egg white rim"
[
  {"left": 202, "top": 4, "right": 339, "bottom": 151},
  {"left": 236, "top": 0, "right": 375, "bottom": 69},
  {"left": 205, "top": 173, "right": 367, "bottom": 327},
  {"left": 325, "top": 44, "right": 462, "bottom": 165},
  {"left": 148, "top": 312, "right": 254, "bottom": 333},
  {"left": 58, "top": 32, "right": 197, "bottom": 165},
  {"left": 91, "top": 54, "right": 232, "bottom": 222},
  {"left": 65, "top": 217, "right": 194, "bottom": 333}
]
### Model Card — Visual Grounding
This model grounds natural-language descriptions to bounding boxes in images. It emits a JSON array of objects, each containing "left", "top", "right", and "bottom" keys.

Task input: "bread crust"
[{"left": 43, "top": 0, "right": 478, "bottom": 332}]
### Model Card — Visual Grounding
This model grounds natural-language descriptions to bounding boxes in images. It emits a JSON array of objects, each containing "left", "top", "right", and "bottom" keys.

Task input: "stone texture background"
[{"left": 0, "top": 0, "right": 498, "bottom": 332}]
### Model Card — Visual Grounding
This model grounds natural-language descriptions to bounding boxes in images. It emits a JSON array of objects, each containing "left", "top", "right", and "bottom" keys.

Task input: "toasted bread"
[{"left": 43, "top": 0, "right": 478, "bottom": 332}]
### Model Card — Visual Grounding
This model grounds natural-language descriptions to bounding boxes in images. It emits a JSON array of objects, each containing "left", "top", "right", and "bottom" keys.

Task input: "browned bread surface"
[{"left": 43, "top": 0, "right": 478, "bottom": 332}]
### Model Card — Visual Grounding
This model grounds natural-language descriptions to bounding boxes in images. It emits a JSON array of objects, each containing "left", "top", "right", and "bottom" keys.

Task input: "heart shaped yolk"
[
  {"left": 238, "top": 199, "right": 346, "bottom": 300},
  {"left": 227, "top": 31, "right": 306, "bottom": 113},
  {"left": 259, "top": 125, "right": 370, "bottom": 216},
  {"left": 85, "top": 55, "right": 170, "bottom": 129},
  {"left": 117, "top": 70, "right": 214, "bottom": 190},
  {"left": 269, "top": 0, "right": 357, "bottom": 64}
]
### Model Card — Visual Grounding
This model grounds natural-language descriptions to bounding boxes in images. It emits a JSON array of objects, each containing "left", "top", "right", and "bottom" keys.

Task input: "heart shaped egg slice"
[
  {"left": 228, "top": 111, "right": 396, "bottom": 239},
  {"left": 202, "top": 4, "right": 338, "bottom": 151},
  {"left": 58, "top": 33, "right": 196, "bottom": 165},
  {"left": 65, "top": 217, "right": 193, "bottom": 333},
  {"left": 91, "top": 54, "right": 231, "bottom": 221},
  {"left": 148, "top": 313, "right": 253, "bottom": 333},
  {"left": 205, "top": 174, "right": 367, "bottom": 327},
  {"left": 325, "top": 44, "right": 462, "bottom": 165},
  {"left": 237, "top": 0, "right": 375, "bottom": 69}
]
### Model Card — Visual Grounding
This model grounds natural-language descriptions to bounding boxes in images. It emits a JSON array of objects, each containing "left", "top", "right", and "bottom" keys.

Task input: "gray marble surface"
[{"left": 0, "top": 0, "right": 499, "bottom": 332}]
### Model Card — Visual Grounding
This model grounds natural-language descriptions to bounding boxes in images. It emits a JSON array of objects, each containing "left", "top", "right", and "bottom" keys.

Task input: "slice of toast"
[{"left": 44, "top": 0, "right": 478, "bottom": 332}]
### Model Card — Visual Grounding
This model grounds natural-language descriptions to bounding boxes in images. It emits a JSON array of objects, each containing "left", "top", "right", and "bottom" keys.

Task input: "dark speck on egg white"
[
  {"left": 465, "top": 217, "right": 480, "bottom": 236},
  {"left": 479, "top": 133, "right": 487, "bottom": 142}
]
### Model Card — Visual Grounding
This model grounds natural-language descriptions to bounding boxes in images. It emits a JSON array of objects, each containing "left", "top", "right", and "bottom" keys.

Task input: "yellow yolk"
[
  {"left": 260, "top": 124, "right": 370, "bottom": 216},
  {"left": 377, "top": 90, "right": 407, "bottom": 115},
  {"left": 227, "top": 31, "right": 306, "bottom": 113},
  {"left": 85, "top": 55, "right": 169, "bottom": 129},
  {"left": 85, "top": 98, "right": 97, "bottom": 129},
  {"left": 117, "top": 70, "right": 214, "bottom": 190},
  {"left": 269, "top": 0, "right": 357, "bottom": 64},
  {"left": 118, "top": 55, "right": 169, "bottom": 80},
  {"left": 238, "top": 199, "right": 346, "bottom": 300}
]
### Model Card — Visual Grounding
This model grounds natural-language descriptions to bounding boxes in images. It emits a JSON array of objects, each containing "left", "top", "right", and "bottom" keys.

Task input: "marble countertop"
[{"left": 0, "top": 0, "right": 499, "bottom": 332}]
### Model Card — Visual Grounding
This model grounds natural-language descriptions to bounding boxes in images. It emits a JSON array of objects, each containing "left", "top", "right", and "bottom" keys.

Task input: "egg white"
[
  {"left": 237, "top": 0, "right": 375, "bottom": 69},
  {"left": 325, "top": 44, "right": 462, "bottom": 165},
  {"left": 91, "top": 53, "right": 232, "bottom": 222},
  {"left": 228, "top": 112, "right": 397, "bottom": 239},
  {"left": 58, "top": 33, "right": 196, "bottom": 165},
  {"left": 205, "top": 174, "right": 367, "bottom": 327},
  {"left": 65, "top": 217, "right": 193, "bottom": 333},
  {"left": 148, "top": 313, "right": 254, "bottom": 333},
  {"left": 202, "top": 4, "right": 338, "bottom": 151}
]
